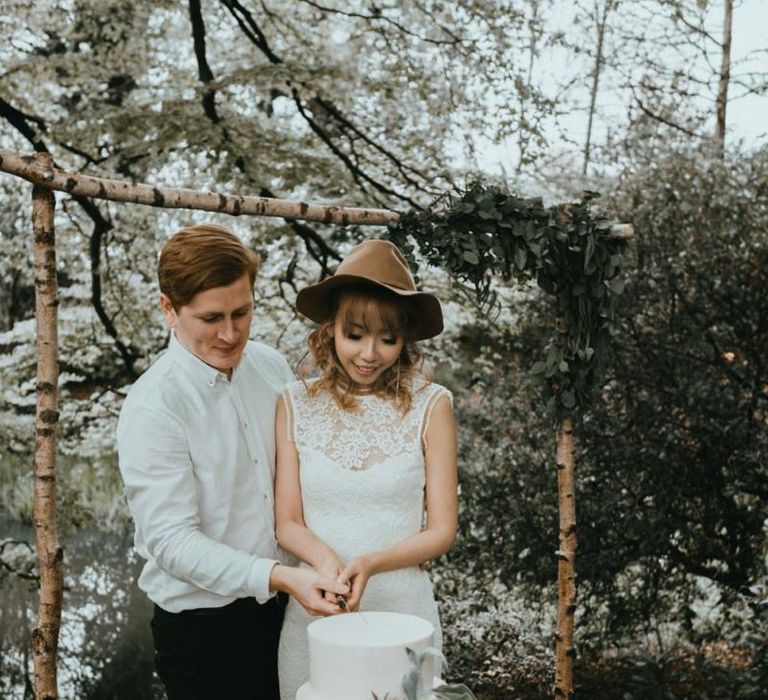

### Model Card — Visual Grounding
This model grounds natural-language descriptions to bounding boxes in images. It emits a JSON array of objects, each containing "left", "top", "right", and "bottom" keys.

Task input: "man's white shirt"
[{"left": 117, "top": 333, "right": 294, "bottom": 612}]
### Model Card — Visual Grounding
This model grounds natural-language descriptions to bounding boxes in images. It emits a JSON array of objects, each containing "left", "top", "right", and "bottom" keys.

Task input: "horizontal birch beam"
[
  {"left": 0, "top": 150, "right": 634, "bottom": 238},
  {"left": 0, "top": 150, "right": 400, "bottom": 226}
]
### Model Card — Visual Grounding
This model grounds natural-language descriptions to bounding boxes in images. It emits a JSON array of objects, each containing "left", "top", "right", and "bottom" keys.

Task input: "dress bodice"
[{"left": 283, "top": 378, "right": 451, "bottom": 561}]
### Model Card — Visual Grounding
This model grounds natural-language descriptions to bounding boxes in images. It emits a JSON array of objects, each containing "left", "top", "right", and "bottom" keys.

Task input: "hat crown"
[
  {"left": 294, "top": 238, "right": 443, "bottom": 341},
  {"left": 336, "top": 240, "right": 416, "bottom": 292}
]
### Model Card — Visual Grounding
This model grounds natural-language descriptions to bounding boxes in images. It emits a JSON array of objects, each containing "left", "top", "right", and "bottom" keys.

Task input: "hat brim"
[{"left": 296, "top": 275, "right": 443, "bottom": 341}]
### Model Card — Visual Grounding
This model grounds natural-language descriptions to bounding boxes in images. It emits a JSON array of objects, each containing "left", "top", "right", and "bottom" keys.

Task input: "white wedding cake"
[{"left": 296, "top": 611, "right": 439, "bottom": 700}]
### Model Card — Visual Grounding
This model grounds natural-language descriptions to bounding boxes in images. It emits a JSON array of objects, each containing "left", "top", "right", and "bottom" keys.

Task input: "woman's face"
[{"left": 333, "top": 301, "right": 404, "bottom": 387}]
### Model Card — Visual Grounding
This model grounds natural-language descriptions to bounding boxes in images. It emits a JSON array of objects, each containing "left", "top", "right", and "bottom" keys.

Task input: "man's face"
[{"left": 160, "top": 273, "right": 254, "bottom": 375}]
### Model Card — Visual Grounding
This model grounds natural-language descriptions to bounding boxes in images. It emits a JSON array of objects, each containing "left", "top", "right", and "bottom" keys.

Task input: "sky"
[
  {"left": 727, "top": 0, "right": 768, "bottom": 144},
  {"left": 482, "top": 0, "right": 768, "bottom": 177}
]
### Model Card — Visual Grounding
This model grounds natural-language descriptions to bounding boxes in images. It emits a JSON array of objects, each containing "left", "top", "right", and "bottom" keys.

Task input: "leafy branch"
[{"left": 388, "top": 183, "right": 630, "bottom": 417}]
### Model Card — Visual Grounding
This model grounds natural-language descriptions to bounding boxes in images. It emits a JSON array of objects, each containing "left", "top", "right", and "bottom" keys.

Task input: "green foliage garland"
[{"left": 387, "top": 183, "right": 629, "bottom": 416}]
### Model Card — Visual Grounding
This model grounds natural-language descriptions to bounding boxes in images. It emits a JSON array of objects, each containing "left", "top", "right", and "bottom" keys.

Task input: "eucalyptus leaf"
[
  {"left": 608, "top": 277, "right": 625, "bottom": 294},
  {"left": 391, "top": 181, "right": 628, "bottom": 417},
  {"left": 405, "top": 647, "right": 419, "bottom": 666},
  {"left": 401, "top": 668, "right": 421, "bottom": 700},
  {"left": 419, "top": 646, "right": 446, "bottom": 667}
]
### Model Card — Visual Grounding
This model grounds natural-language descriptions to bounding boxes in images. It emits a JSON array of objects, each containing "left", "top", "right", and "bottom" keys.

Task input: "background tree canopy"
[{"left": 1, "top": 1, "right": 767, "bottom": 698}]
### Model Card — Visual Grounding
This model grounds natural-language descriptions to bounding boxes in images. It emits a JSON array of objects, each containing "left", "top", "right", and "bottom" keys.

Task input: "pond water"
[{"left": 0, "top": 513, "right": 163, "bottom": 699}]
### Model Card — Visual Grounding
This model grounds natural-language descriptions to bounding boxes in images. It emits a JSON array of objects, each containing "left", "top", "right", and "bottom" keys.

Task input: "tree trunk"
[
  {"left": 31, "top": 152, "right": 64, "bottom": 700},
  {"left": 583, "top": 0, "right": 613, "bottom": 176},
  {"left": 516, "top": 1, "right": 542, "bottom": 174},
  {"left": 714, "top": 0, "right": 733, "bottom": 154},
  {"left": 554, "top": 416, "right": 577, "bottom": 698}
]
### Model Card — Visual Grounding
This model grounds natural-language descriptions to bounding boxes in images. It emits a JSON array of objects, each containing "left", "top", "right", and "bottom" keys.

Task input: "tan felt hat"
[{"left": 295, "top": 239, "right": 444, "bottom": 341}]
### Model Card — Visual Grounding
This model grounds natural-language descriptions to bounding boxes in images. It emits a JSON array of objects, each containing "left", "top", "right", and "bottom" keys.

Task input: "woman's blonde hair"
[{"left": 301, "top": 286, "right": 423, "bottom": 413}]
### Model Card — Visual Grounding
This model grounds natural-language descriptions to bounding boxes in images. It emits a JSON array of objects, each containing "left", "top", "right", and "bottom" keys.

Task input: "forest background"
[{"left": 0, "top": 1, "right": 766, "bottom": 698}]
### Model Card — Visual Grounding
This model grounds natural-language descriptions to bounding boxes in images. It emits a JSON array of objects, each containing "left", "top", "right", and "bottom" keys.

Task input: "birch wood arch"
[{"left": 0, "top": 149, "right": 632, "bottom": 700}]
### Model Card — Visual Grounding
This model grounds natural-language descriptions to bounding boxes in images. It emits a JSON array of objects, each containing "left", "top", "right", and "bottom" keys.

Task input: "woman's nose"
[{"left": 360, "top": 338, "right": 377, "bottom": 360}]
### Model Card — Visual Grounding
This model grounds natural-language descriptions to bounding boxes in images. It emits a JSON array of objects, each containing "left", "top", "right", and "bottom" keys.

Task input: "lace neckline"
[{"left": 289, "top": 379, "right": 444, "bottom": 472}]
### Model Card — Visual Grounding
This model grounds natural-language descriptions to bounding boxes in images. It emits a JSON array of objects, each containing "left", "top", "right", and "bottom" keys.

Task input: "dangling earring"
[{"left": 395, "top": 359, "right": 401, "bottom": 400}]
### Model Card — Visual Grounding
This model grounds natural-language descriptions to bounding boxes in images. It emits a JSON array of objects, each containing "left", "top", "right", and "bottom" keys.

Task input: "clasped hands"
[
  {"left": 318, "top": 554, "right": 372, "bottom": 614},
  {"left": 313, "top": 553, "right": 430, "bottom": 615}
]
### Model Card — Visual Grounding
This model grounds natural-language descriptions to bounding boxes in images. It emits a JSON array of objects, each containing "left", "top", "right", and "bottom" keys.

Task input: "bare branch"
[
  {"left": 631, "top": 91, "right": 701, "bottom": 138},
  {"left": 221, "top": 0, "right": 282, "bottom": 64},
  {"left": 259, "top": 186, "right": 342, "bottom": 275},
  {"left": 671, "top": 5, "right": 721, "bottom": 47},
  {"left": 188, "top": 0, "right": 222, "bottom": 125},
  {"left": 69, "top": 197, "right": 140, "bottom": 378},
  {"left": 310, "top": 96, "right": 436, "bottom": 189},
  {"left": 0, "top": 96, "right": 48, "bottom": 152},
  {"left": 292, "top": 93, "right": 422, "bottom": 208},
  {"left": 729, "top": 79, "right": 768, "bottom": 99},
  {"left": 296, "top": 0, "right": 465, "bottom": 46},
  {"left": 411, "top": 0, "right": 467, "bottom": 44}
]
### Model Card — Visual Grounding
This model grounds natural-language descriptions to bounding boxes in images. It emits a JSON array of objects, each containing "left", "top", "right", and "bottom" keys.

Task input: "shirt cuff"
[{"left": 249, "top": 557, "right": 280, "bottom": 604}]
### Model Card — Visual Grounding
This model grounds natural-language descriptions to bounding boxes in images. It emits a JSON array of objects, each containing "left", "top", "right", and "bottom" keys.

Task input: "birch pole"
[
  {"left": 0, "top": 150, "right": 399, "bottom": 226},
  {"left": 554, "top": 416, "right": 577, "bottom": 698},
  {"left": 31, "top": 152, "right": 64, "bottom": 700}
]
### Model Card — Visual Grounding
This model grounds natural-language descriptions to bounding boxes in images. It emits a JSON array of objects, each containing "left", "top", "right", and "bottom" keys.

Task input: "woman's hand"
[
  {"left": 338, "top": 555, "right": 375, "bottom": 611},
  {"left": 316, "top": 554, "right": 345, "bottom": 604}
]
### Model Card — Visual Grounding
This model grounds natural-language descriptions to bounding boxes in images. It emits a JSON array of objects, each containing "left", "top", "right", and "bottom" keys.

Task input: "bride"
[{"left": 274, "top": 239, "right": 458, "bottom": 699}]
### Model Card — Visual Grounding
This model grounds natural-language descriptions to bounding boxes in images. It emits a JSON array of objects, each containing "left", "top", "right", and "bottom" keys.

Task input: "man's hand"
[
  {"left": 269, "top": 564, "right": 348, "bottom": 616},
  {"left": 338, "top": 555, "right": 374, "bottom": 612}
]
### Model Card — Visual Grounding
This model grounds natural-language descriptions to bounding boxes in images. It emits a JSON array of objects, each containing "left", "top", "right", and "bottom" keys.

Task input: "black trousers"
[{"left": 150, "top": 596, "right": 285, "bottom": 700}]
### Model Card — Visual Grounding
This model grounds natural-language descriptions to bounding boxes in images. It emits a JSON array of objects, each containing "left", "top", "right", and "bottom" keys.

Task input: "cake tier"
[{"left": 300, "top": 611, "right": 435, "bottom": 700}]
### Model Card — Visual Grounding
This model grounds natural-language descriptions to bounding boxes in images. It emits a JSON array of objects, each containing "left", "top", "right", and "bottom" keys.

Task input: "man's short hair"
[{"left": 158, "top": 223, "right": 260, "bottom": 309}]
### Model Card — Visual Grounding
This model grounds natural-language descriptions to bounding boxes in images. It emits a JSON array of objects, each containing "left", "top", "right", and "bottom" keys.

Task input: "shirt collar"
[{"left": 166, "top": 332, "right": 235, "bottom": 388}]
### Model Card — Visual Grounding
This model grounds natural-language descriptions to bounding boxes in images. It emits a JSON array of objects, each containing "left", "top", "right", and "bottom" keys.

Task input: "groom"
[{"left": 116, "top": 223, "right": 347, "bottom": 700}]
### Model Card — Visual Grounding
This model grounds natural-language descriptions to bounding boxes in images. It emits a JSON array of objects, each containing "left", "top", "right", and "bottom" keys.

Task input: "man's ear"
[{"left": 159, "top": 293, "right": 177, "bottom": 327}]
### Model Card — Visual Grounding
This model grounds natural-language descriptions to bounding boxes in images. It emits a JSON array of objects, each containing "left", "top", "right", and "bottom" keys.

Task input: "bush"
[{"left": 439, "top": 144, "right": 768, "bottom": 697}]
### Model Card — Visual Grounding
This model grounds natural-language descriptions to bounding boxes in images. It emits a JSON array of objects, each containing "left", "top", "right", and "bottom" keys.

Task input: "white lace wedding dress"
[{"left": 277, "top": 378, "right": 450, "bottom": 700}]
